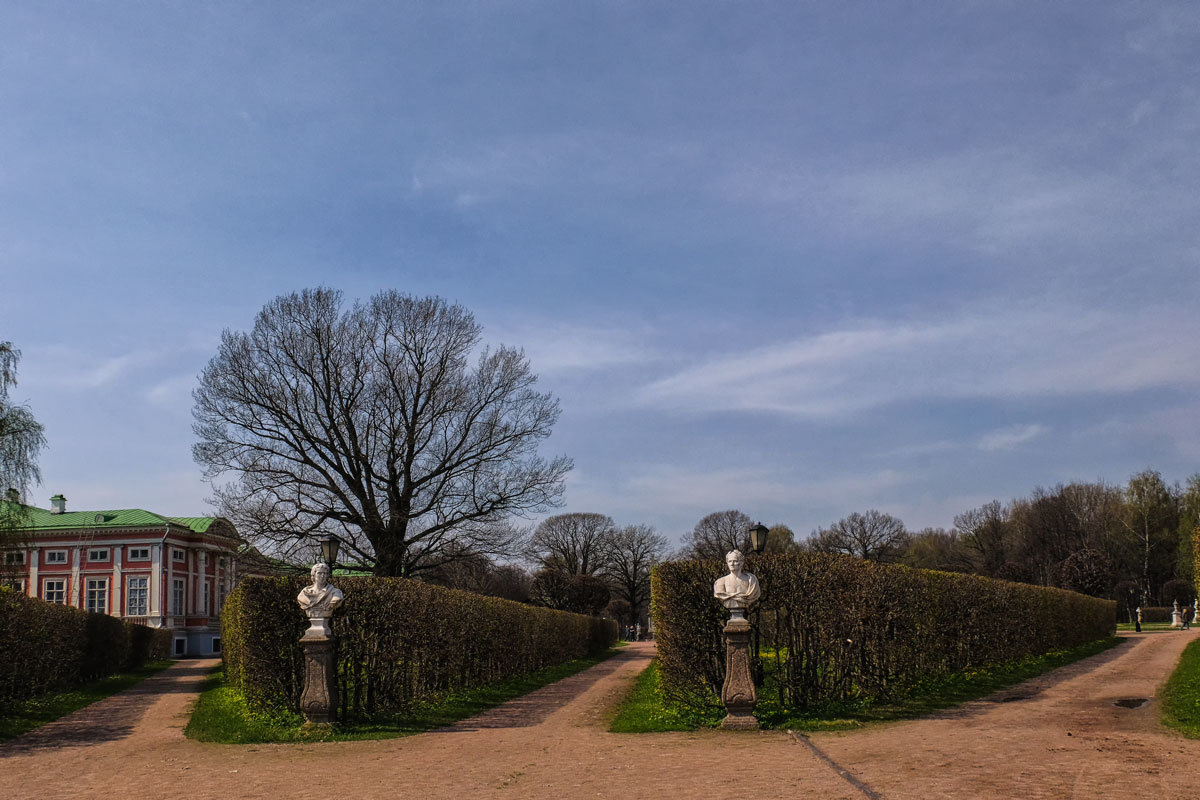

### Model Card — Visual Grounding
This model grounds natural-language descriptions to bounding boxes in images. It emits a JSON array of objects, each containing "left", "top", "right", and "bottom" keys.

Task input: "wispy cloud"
[
  {"left": 637, "top": 303, "right": 1200, "bottom": 417},
  {"left": 24, "top": 346, "right": 162, "bottom": 391},
  {"left": 488, "top": 320, "right": 657, "bottom": 374},
  {"left": 977, "top": 423, "right": 1048, "bottom": 451},
  {"left": 146, "top": 374, "right": 197, "bottom": 409},
  {"left": 564, "top": 463, "right": 909, "bottom": 528}
]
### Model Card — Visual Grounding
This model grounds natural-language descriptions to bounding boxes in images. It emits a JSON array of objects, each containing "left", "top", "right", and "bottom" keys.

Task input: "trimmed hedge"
[
  {"left": 652, "top": 553, "right": 1116, "bottom": 715},
  {"left": 1139, "top": 606, "right": 1174, "bottom": 623},
  {"left": 222, "top": 576, "right": 618, "bottom": 720},
  {"left": 0, "top": 588, "right": 172, "bottom": 705}
]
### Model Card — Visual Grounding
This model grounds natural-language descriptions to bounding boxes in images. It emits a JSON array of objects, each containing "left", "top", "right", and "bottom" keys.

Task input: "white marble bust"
[
  {"left": 297, "top": 562, "right": 344, "bottom": 620},
  {"left": 713, "top": 549, "right": 760, "bottom": 615}
]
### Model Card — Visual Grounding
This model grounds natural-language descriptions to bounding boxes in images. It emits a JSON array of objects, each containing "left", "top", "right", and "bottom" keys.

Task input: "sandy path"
[{"left": 3, "top": 632, "right": 1198, "bottom": 800}]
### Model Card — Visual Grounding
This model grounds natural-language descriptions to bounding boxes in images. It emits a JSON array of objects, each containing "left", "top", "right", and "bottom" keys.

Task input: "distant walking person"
[{"left": 1184, "top": 606, "right": 1192, "bottom": 630}]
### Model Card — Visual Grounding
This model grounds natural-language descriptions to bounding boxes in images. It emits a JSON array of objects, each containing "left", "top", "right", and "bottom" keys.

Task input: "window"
[
  {"left": 174, "top": 638, "right": 186, "bottom": 656},
  {"left": 172, "top": 549, "right": 186, "bottom": 562},
  {"left": 201, "top": 580, "right": 210, "bottom": 616},
  {"left": 44, "top": 550, "right": 67, "bottom": 564},
  {"left": 43, "top": 579, "right": 66, "bottom": 604},
  {"left": 128, "top": 547, "right": 150, "bottom": 561},
  {"left": 3, "top": 551, "right": 25, "bottom": 566},
  {"left": 126, "top": 576, "right": 148, "bottom": 616},
  {"left": 87, "top": 548, "right": 109, "bottom": 562},
  {"left": 85, "top": 578, "right": 108, "bottom": 614},
  {"left": 171, "top": 575, "right": 184, "bottom": 618},
  {"left": 2, "top": 578, "right": 25, "bottom": 592},
  {"left": 211, "top": 637, "right": 222, "bottom": 654}
]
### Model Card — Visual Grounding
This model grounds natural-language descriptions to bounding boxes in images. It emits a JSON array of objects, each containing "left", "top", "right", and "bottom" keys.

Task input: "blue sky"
[{"left": 4, "top": 1, "right": 1199, "bottom": 549}]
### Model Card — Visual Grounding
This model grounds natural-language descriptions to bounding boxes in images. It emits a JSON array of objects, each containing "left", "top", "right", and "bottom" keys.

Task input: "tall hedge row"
[
  {"left": 222, "top": 576, "right": 618, "bottom": 720},
  {"left": 652, "top": 553, "right": 1116, "bottom": 714},
  {"left": 0, "top": 588, "right": 172, "bottom": 705}
]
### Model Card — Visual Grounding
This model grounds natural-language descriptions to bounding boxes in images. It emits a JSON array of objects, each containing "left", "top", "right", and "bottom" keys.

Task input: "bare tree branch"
[{"left": 192, "top": 289, "right": 571, "bottom": 576}]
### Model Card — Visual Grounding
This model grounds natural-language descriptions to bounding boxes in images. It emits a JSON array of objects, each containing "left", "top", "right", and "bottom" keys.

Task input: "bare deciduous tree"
[
  {"left": 682, "top": 509, "right": 753, "bottom": 561},
  {"left": 1122, "top": 469, "right": 1179, "bottom": 599},
  {"left": 529, "top": 569, "right": 610, "bottom": 615},
  {"left": 809, "top": 509, "right": 909, "bottom": 563},
  {"left": 192, "top": 288, "right": 571, "bottom": 577},
  {"left": 527, "top": 512, "right": 616, "bottom": 575},
  {"left": 954, "top": 500, "right": 1010, "bottom": 577},
  {"left": 603, "top": 524, "right": 668, "bottom": 624}
]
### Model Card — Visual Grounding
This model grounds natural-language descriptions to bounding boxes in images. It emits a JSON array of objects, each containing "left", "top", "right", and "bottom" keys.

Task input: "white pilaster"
[
  {"left": 71, "top": 547, "right": 81, "bottom": 607},
  {"left": 199, "top": 551, "right": 208, "bottom": 616},
  {"left": 149, "top": 543, "right": 162, "bottom": 621},
  {"left": 28, "top": 549, "right": 38, "bottom": 598},
  {"left": 113, "top": 547, "right": 123, "bottom": 616},
  {"left": 189, "top": 550, "right": 197, "bottom": 615}
]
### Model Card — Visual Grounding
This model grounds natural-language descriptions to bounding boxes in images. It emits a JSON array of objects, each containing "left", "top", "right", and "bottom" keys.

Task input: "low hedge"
[
  {"left": 652, "top": 553, "right": 1116, "bottom": 715},
  {"left": 1139, "top": 606, "right": 1174, "bottom": 623},
  {"left": 0, "top": 588, "right": 172, "bottom": 705},
  {"left": 222, "top": 576, "right": 618, "bottom": 720}
]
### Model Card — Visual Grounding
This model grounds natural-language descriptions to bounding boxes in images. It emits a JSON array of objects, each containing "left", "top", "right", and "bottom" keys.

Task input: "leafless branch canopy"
[{"left": 192, "top": 289, "right": 571, "bottom": 576}]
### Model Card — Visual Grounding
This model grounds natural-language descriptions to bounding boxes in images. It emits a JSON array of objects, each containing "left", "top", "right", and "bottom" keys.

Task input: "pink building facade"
[{"left": 1, "top": 494, "right": 240, "bottom": 656}]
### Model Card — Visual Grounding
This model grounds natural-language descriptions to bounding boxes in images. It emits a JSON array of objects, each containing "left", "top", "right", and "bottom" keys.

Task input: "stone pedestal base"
[
  {"left": 720, "top": 616, "right": 758, "bottom": 730},
  {"left": 300, "top": 633, "right": 337, "bottom": 725}
]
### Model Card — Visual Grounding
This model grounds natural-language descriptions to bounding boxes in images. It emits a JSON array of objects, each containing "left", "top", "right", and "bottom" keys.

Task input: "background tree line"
[{"left": 798, "top": 468, "right": 1200, "bottom": 612}]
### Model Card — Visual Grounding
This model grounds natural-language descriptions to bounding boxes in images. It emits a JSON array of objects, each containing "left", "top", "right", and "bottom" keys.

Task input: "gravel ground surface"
[{"left": 2, "top": 631, "right": 1197, "bottom": 799}]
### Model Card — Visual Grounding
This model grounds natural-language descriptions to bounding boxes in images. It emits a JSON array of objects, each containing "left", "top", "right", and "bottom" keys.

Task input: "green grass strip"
[
  {"left": 1162, "top": 637, "right": 1200, "bottom": 738},
  {"left": 609, "top": 658, "right": 719, "bottom": 732},
  {"left": 186, "top": 647, "right": 623, "bottom": 743},
  {"left": 0, "top": 660, "right": 175, "bottom": 742},
  {"left": 1117, "top": 622, "right": 1184, "bottom": 633},
  {"left": 610, "top": 637, "right": 1121, "bottom": 733}
]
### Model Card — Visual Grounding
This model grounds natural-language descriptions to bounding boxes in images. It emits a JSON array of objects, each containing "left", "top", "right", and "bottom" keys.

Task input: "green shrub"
[
  {"left": 221, "top": 576, "right": 618, "bottom": 720},
  {"left": 652, "top": 553, "right": 1116, "bottom": 716},
  {"left": 0, "top": 588, "right": 171, "bottom": 705}
]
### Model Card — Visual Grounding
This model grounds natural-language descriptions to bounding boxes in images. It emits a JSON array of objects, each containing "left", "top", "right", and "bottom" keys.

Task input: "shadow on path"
[
  {"left": 436, "top": 645, "right": 650, "bottom": 732},
  {"left": 0, "top": 660, "right": 216, "bottom": 757},
  {"left": 920, "top": 636, "right": 1135, "bottom": 721}
]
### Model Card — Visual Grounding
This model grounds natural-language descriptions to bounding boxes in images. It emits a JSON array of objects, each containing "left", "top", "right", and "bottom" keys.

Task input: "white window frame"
[
  {"left": 126, "top": 576, "right": 149, "bottom": 616},
  {"left": 85, "top": 577, "right": 108, "bottom": 614},
  {"left": 3, "top": 550, "right": 26, "bottom": 566},
  {"left": 172, "top": 578, "right": 185, "bottom": 617},
  {"left": 87, "top": 548, "right": 110, "bottom": 562},
  {"left": 43, "top": 578, "right": 67, "bottom": 604},
  {"left": 201, "top": 580, "right": 210, "bottom": 616},
  {"left": 44, "top": 550, "right": 68, "bottom": 564},
  {"left": 172, "top": 548, "right": 186, "bottom": 562},
  {"left": 2, "top": 577, "right": 26, "bottom": 592},
  {"left": 127, "top": 547, "right": 151, "bottom": 561}
]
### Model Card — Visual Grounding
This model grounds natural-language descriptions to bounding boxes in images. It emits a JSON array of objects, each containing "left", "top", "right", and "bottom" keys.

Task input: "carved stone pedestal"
[
  {"left": 300, "top": 631, "right": 337, "bottom": 725},
  {"left": 720, "top": 616, "right": 758, "bottom": 730}
]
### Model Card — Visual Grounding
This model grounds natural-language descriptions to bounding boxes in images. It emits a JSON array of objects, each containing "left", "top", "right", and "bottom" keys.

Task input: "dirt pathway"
[{"left": 3, "top": 632, "right": 1198, "bottom": 800}]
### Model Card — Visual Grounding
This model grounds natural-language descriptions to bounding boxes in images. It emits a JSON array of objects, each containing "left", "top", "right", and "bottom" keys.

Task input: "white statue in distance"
[
  {"left": 713, "top": 549, "right": 760, "bottom": 619},
  {"left": 297, "top": 562, "right": 343, "bottom": 638}
]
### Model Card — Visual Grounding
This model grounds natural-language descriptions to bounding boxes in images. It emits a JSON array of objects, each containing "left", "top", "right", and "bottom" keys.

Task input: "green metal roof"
[
  {"left": 169, "top": 517, "right": 215, "bottom": 533},
  {"left": 1, "top": 502, "right": 221, "bottom": 535}
]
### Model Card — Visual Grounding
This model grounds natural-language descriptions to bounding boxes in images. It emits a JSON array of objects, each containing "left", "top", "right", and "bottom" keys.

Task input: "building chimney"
[{"left": 50, "top": 494, "right": 66, "bottom": 514}]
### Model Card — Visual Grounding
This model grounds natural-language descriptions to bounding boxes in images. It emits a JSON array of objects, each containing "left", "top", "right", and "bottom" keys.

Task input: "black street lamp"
[
  {"left": 748, "top": 522, "right": 769, "bottom": 555},
  {"left": 319, "top": 534, "right": 341, "bottom": 569}
]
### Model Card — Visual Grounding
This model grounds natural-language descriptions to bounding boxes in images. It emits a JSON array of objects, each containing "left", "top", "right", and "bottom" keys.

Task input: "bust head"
[
  {"left": 725, "top": 549, "right": 745, "bottom": 575},
  {"left": 310, "top": 562, "right": 330, "bottom": 588}
]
